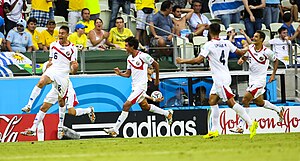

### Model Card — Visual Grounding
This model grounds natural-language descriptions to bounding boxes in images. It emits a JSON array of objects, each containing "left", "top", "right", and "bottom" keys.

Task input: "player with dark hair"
[
  {"left": 104, "top": 37, "right": 173, "bottom": 137},
  {"left": 176, "top": 23, "right": 258, "bottom": 139}
]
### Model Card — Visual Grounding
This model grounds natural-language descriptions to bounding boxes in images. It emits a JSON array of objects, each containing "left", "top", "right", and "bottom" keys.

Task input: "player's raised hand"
[
  {"left": 114, "top": 67, "right": 121, "bottom": 75},
  {"left": 237, "top": 58, "right": 244, "bottom": 65}
]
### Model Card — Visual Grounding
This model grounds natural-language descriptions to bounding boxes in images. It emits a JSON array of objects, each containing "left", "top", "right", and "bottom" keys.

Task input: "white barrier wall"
[{"left": 212, "top": 106, "right": 300, "bottom": 134}]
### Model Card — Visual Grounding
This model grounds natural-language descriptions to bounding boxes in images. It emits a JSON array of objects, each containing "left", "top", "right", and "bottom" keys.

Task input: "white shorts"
[
  {"left": 210, "top": 83, "right": 235, "bottom": 102},
  {"left": 127, "top": 88, "right": 146, "bottom": 104},
  {"left": 43, "top": 68, "right": 69, "bottom": 98},
  {"left": 246, "top": 83, "right": 265, "bottom": 99},
  {"left": 44, "top": 81, "right": 79, "bottom": 109}
]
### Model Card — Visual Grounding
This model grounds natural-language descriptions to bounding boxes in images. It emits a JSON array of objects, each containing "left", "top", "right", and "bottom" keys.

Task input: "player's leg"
[
  {"left": 57, "top": 96, "right": 66, "bottom": 139},
  {"left": 21, "top": 102, "right": 52, "bottom": 136},
  {"left": 203, "top": 94, "right": 220, "bottom": 139},
  {"left": 140, "top": 99, "right": 173, "bottom": 125},
  {"left": 254, "top": 95, "right": 284, "bottom": 122},
  {"left": 66, "top": 85, "right": 95, "bottom": 123},
  {"left": 22, "top": 75, "right": 52, "bottom": 113}
]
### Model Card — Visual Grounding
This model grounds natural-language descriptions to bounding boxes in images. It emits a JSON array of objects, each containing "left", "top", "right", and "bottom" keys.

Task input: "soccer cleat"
[
  {"left": 166, "top": 109, "right": 174, "bottom": 125},
  {"left": 277, "top": 106, "right": 285, "bottom": 122},
  {"left": 203, "top": 130, "right": 219, "bottom": 139},
  {"left": 57, "top": 127, "right": 64, "bottom": 140},
  {"left": 88, "top": 106, "right": 96, "bottom": 123},
  {"left": 20, "top": 128, "right": 36, "bottom": 136},
  {"left": 103, "top": 128, "right": 118, "bottom": 137},
  {"left": 21, "top": 105, "right": 31, "bottom": 113},
  {"left": 229, "top": 127, "right": 244, "bottom": 134},
  {"left": 249, "top": 120, "right": 258, "bottom": 139}
]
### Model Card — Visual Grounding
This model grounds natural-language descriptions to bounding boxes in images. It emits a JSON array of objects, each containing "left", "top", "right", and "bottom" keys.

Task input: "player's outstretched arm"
[
  {"left": 114, "top": 67, "right": 131, "bottom": 78},
  {"left": 176, "top": 55, "right": 204, "bottom": 65},
  {"left": 269, "top": 59, "right": 278, "bottom": 82},
  {"left": 151, "top": 61, "right": 160, "bottom": 86}
]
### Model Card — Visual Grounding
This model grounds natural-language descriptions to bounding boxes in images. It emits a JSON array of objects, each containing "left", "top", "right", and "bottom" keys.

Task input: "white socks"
[
  {"left": 27, "top": 86, "right": 42, "bottom": 107},
  {"left": 31, "top": 110, "right": 46, "bottom": 131},
  {"left": 114, "top": 111, "right": 129, "bottom": 132},
  {"left": 75, "top": 108, "right": 91, "bottom": 116},
  {"left": 263, "top": 100, "right": 280, "bottom": 113},
  {"left": 210, "top": 105, "right": 219, "bottom": 132},
  {"left": 232, "top": 103, "right": 252, "bottom": 126},
  {"left": 238, "top": 108, "right": 249, "bottom": 129},
  {"left": 58, "top": 106, "right": 66, "bottom": 128},
  {"left": 149, "top": 104, "right": 169, "bottom": 117}
]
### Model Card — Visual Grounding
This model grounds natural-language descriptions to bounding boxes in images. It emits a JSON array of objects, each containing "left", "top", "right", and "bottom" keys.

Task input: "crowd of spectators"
[{"left": 0, "top": 0, "right": 299, "bottom": 68}]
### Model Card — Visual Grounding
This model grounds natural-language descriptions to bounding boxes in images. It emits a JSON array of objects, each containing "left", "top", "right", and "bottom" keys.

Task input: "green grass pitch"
[{"left": 0, "top": 133, "right": 299, "bottom": 161}]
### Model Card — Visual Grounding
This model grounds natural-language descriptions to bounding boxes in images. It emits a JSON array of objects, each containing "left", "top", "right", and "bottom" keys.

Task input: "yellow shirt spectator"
[
  {"left": 40, "top": 30, "right": 59, "bottom": 47},
  {"left": 77, "top": 20, "right": 94, "bottom": 34},
  {"left": 68, "top": 33, "right": 87, "bottom": 48},
  {"left": 136, "top": 0, "right": 155, "bottom": 11},
  {"left": 31, "top": 0, "right": 52, "bottom": 12},
  {"left": 69, "top": 0, "right": 85, "bottom": 11},
  {"left": 85, "top": 0, "right": 100, "bottom": 15},
  {"left": 108, "top": 27, "right": 133, "bottom": 49},
  {"left": 26, "top": 28, "right": 42, "bottom": 50}
]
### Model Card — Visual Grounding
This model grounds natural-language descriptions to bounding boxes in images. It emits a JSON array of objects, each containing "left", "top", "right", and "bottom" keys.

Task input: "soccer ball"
[{"left": 151, "top": 91, "right": 163, "bottom": 99}]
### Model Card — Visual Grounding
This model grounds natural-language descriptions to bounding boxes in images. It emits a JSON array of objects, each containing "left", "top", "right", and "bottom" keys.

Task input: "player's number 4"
[{"left": 219, "top": 50, "right": 225, "bottom": 65}]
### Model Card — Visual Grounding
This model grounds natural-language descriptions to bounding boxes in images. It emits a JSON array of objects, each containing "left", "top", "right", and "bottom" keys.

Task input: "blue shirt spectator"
[
  {"left": 6, "top": 19, "right": 33, "bottom": 53},
  {"left": 282, "top": 23, "right": 295, "bottom": 37},
  {"left": 152, "top": 11, "right": 173, "bottom": 37}
]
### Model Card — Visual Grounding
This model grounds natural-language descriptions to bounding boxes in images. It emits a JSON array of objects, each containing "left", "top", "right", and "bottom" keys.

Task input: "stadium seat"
[
  {"left": 193, "top": 36, "right": 207, "bottom": 55},
  {"left": 292, "top": 22, "right": 300, "bottom": 30},
  {"left": 202, "top": 12, "right": 212, "bottom": 20},
  {"left": 220, "top": 24, "right": 226, "bottom": 32},
  {"left": 261, "top": 29, "right": 271, "bottom": 39},
  {"left": 220, "top": 31, "right": 227, "bottom": 36},
  {"left": 281, "top": 0, "right": 292, "bottom": 8},
  {"left": 99, "top": 10, "right": 111, "bottom": 31},
  {"left": 262, "top": 24, "right": 267, "bottom": 30},
  {"left": 270, "top": 23, "right": 282, "bottom": 33},
  {"left": 263, "top": 35, "right": 271, "bottom": 47},
  {"left": 155, "top": 2, "right": 162, "bottom": 11},
  {"left": 176, "top": 37, "right": 190, "bottom": 46},
  {"left": 179, "top": 43, "right": 194, "bottom": 59},
  {"left": 229, "top": 23, "right": 246, "bottom": 32},
  {"left": 54, "top": 16, "right": 66, "bottom": 23}
]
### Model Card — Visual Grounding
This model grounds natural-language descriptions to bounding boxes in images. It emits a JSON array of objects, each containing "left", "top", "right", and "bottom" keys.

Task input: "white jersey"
[
  {"left": 269, "top": 38, "right": 290, "bottom": 66},
  {"left": 200, "top": 39, "right": 237, "bottom": 86},
  {"left": 127, "top": 51, "right": 154, "bottom": 91},
  {"left": 48, "top": 40, "right": 78, "bottom": 78},
  {"left": 245, "top": 44, "right": 276, "bottom": 87}
]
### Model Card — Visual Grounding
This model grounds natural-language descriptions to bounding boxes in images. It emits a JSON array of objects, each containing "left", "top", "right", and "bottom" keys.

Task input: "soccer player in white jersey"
[
  {"left": 176, "top": 23, "right": 258, "bottom": 139},
  {"left": 21, "top": 26, "right": 95, "bottom": 138},
  {"left": 231, "top": 30, "right": 284, "bottom": 134},
  {"left": 104, "top": 37, "right": 173, "bottom": 137}
]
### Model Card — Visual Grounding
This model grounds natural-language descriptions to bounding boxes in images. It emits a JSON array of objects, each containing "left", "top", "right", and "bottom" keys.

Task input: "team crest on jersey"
[
  {"left": 136, "top": 61, "right": 140, "bottom": 66},
  {"left": 259, "top": 56, "right": 265, "bottom": 61},
  {"left": 65, "top": 51, "right": 71, "bottom": 57}
]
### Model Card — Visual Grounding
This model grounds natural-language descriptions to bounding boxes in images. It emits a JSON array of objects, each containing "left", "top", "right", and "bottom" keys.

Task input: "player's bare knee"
[
  {"left": 140, "top": 102, "right": 150, "bottom": 111},
  {"left": 68, "top": 108, "right": 76, "bottom": 116},
  {"left": 254, "top": 99, "right": 264, "bottom": 107}
]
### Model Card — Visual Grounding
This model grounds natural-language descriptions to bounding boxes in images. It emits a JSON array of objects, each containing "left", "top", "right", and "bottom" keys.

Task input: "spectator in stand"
[
  {"left": 40, "top": 19, "right": 58, "bottom": 52},
  {"left": 85, "top": 0, "right": 100, "bottom": 20},
  {"left": 242, "top": 0, "right": 266, "bottom": 37},
  {"left": 268, "top": 27, "right": 291, "bottom": 67},
  {"left": 189, "top": 0, "right": 211, "bottom": 37},
  {"left": 6, "top": 19, "right": 33, "bottom": 53},
  {"left": 26, "top": 17, "right": 42, "bottom": 51},
  {"left": 68, "top": 23, "right": 87, "bottom": 51},
  {"left": 108, "top": 0, "right": 130, "bottom": 30},
  {"left": 172, "top": 5, "right": 194, "bottom": 37},
  {"left": 170, "top": 0, "right": 188, "bottom": 8},
  {"left": 0, "top": 0, "right": 4, "bottom": 33},
  {"left": 281, "top": 12, "right": 296, "bottom": 37},
  {"left": 226, "top": 27, "right": 240, "bottom": 59},
  {"left": 210, "top": 0, "right": 243, "bottom": 29},
  {"left": 149, "top": 0, "right": 174, "bottom": 54},
  {"left": 54, "top": 0, "right": 68, "bottom": 22},
  {"left": 263, "top": 0, "right": 280, "bottom": 30},
  {"left": 108, "top": 17, "right": 133, "bottom": 49},
  {"left": 77, "top": 8, "right": 94, "bottom": 34},
  {"left": 0, "top": 16, "right": 6, "bottom": 50},
  {"left": 68, "top": 0, "right": 85, "bottom": 33},
  {"left": 279, "top": 0, "right": 299, "bottom": 22},
  {"left": 87, "top": 18, "right": 114, "bottom": 50},
  {"left": 135, "top": 0, "right": 157, "bottom": 48},
  {"left": 30, "top": 0, "right": 52, "bottom": 27},
  {"left": 3, "top": 0, "right": 27, "bottom": 34},
  {"left": 194, "top": 86, "right": 209, "bottom": 106}
]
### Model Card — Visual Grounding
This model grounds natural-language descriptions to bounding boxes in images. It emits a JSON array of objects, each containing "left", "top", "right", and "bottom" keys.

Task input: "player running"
[
  {"left": 21, "top": 26, "right": 95, "bottom": 138},
  {"left": 104, "top": 37, "right": 173, "bottom": 137},
  {"left": 231, "top": 30, "right": 284, "bottom": 134},
  {"left": 176, "top": 23, "right": 258, "bottom": 139}
]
